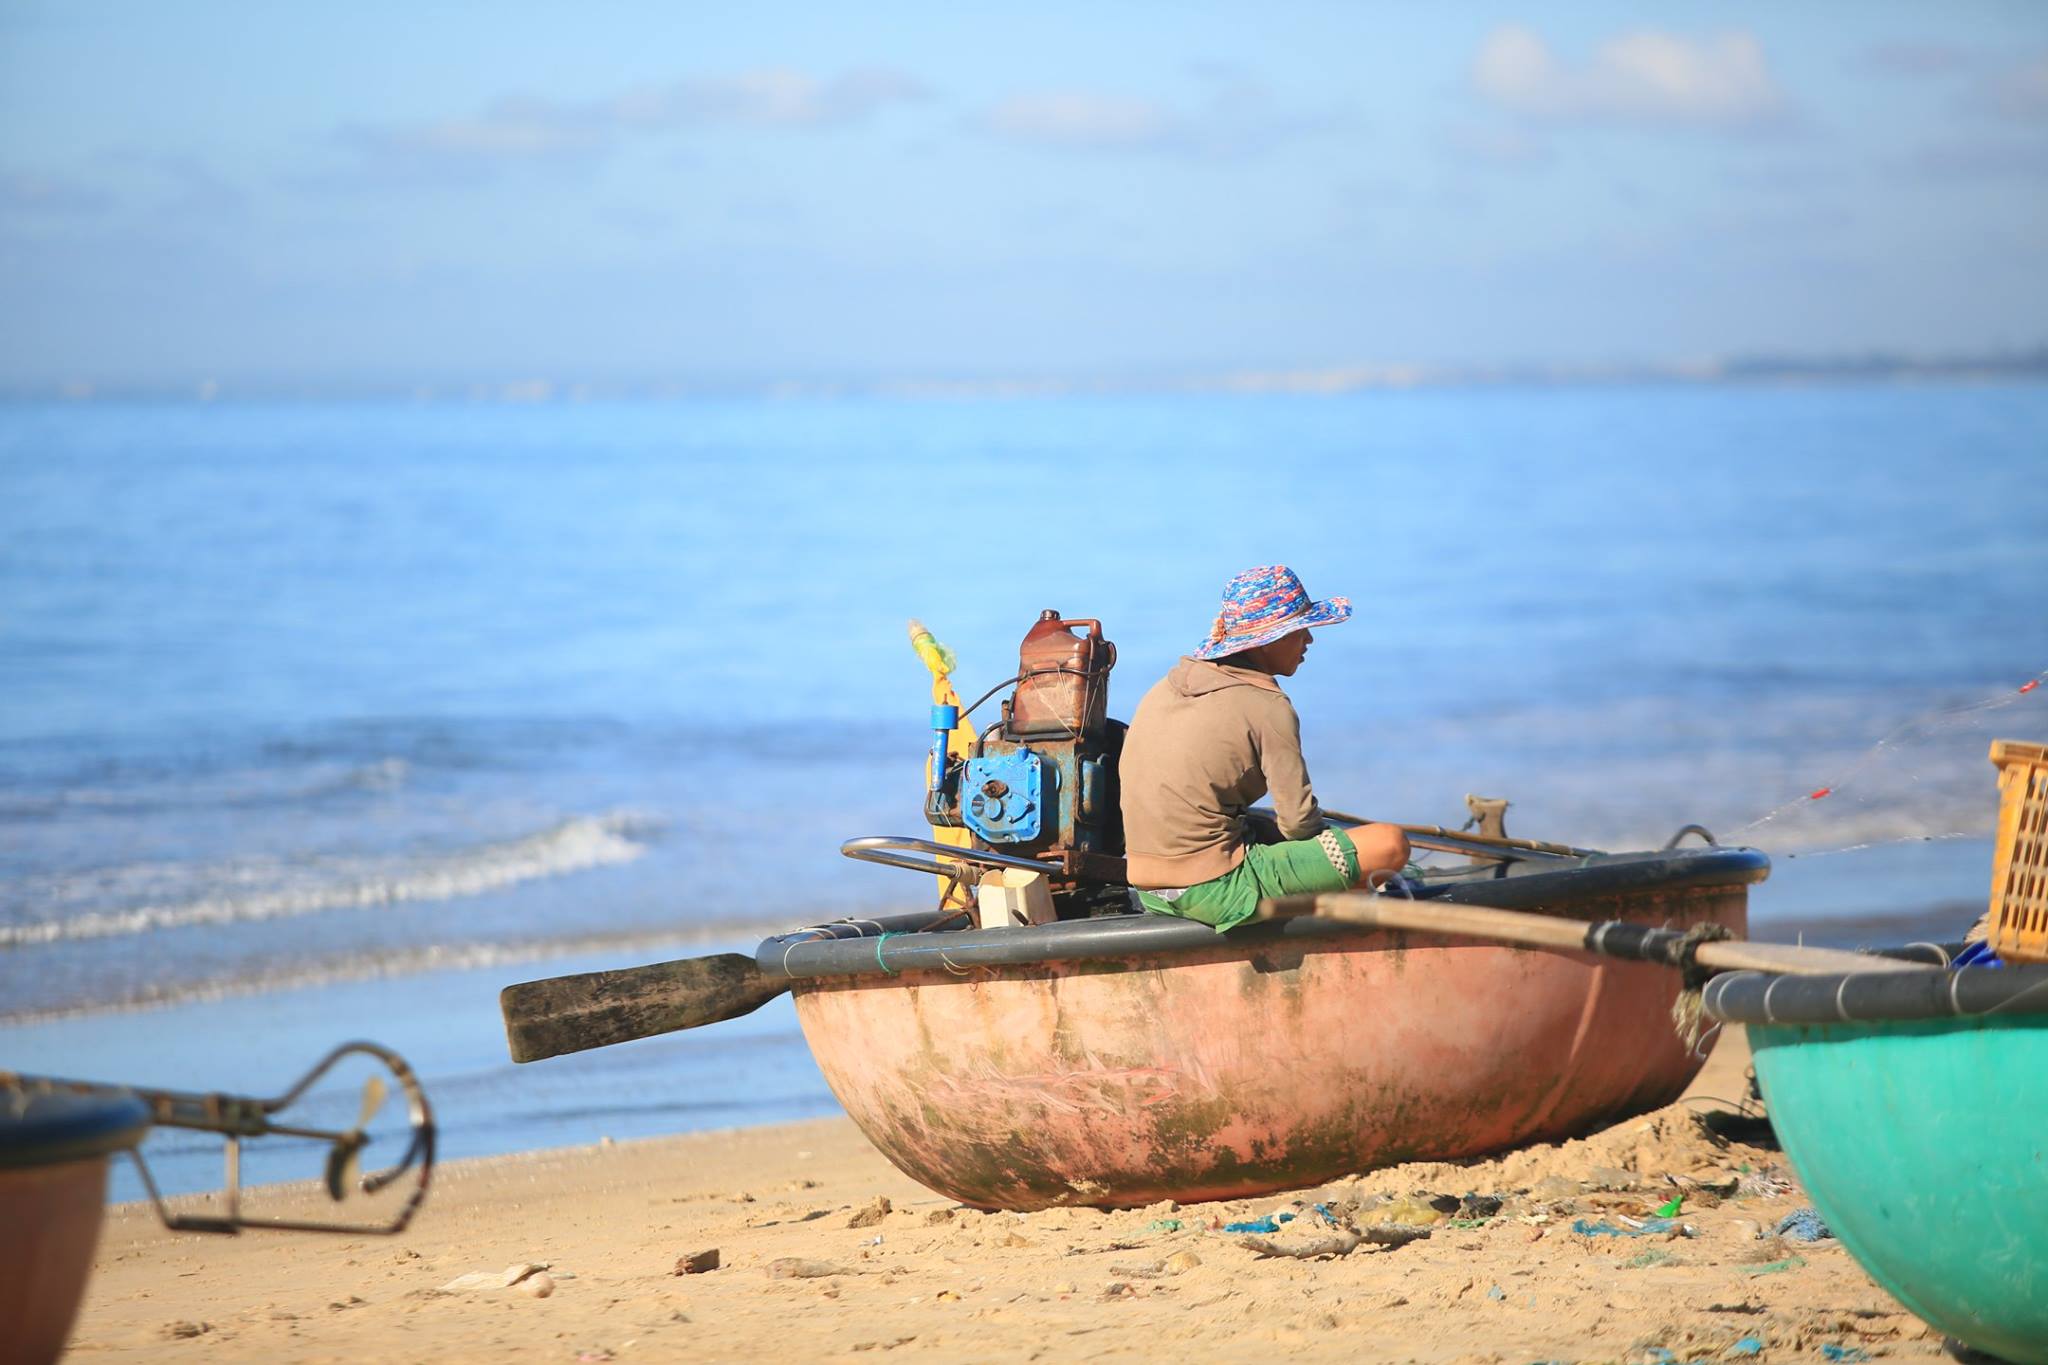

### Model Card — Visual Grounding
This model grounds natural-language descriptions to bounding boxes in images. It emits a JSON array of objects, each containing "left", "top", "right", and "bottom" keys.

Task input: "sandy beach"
[{"left": 62, "top": 1026, "right": 1952, "bottom": 1365}]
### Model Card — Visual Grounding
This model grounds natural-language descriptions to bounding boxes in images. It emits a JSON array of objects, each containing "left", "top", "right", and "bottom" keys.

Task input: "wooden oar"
[
  {"left": 1258, "top": 891, "right": 1934, "bottom": 977},
  {"left": 500, "top": 954, "right": 789, "bottom": 1063}
]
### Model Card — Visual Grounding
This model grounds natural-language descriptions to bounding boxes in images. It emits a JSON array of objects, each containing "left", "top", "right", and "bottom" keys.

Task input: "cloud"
[
  {"left": 326, "top": 67, "right": 928, "bottom": 185},
  {"left": 0, "top": 156, "right": 242, "bottom": 250},
  {"left": 1896, "top": 137, "right": 2048, "bottom": 181},
  {"left": 0, "top": 170, "right": 114, "bottom": 216},
  {"left": 98, "top": 150, "right": 248, "bottom": 219},
  {"left": 396, "top": 97, "right": 606, "bottom": 158},
  {"left": 1848, "top": 44, "right": 2048, "bottom": 126},
  {"left": 1860, "top": 41, "right": 1974, "bottom": 78},
  {"left": 1471, "top": 25, "right": 1792, "bottom": 133},
  {"left": 1981, "top": 52, "right": 2048, "bottom": 121},
  {"left": 1437, "top": 122, "right": 1552, "bottom": 170},
  {"left": 334, "top": 95, "right": 610, "bottom": 184},
  {"left": 611, "top": 67, "right": 929, "bottom": 129},
  {"left": 982, "top": 91, "right": 1178, "bottom": 150},
  {"left": 977, "top": 76, "right": 1326, "bottom": 156}
]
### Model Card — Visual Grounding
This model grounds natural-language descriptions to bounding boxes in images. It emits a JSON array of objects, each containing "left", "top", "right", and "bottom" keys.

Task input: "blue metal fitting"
[{"left": 927, "top": 704, "right": 961, "bottom": 805}]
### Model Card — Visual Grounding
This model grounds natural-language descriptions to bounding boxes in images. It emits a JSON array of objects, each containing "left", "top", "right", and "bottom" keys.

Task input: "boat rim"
[
  {"left": 1705, "top": 960, "right": 2048, "bottom": 1025},
  {"left": 762, "top": 843, "right": 1768, "bottom": 981}
]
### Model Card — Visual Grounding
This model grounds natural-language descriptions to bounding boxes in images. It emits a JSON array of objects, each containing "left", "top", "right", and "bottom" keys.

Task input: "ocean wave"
[
  {"left": 0, "top": 756, "right": 411, "bottom": 820},
  {"left": 0, "top": 918, "right": 809, "bottom": 1024},
  {"left": 0, "top": 812, "right": 655, "bottom": 948}
]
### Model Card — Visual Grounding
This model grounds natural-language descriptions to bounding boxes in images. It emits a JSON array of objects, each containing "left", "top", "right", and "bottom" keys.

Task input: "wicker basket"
[{"left": 1988, "top": 739, "right": 2048, "bottom": 963}]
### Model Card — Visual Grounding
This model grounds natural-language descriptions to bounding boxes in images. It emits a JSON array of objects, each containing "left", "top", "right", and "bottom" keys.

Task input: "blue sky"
[{"left": 1, "top": 1, "right": 2044, "bottom": 387}]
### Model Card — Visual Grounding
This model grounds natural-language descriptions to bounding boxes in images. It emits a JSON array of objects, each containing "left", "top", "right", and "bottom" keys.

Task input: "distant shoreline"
[{"left": 7, "top": 346, "right": 2047, "bottom": 404}]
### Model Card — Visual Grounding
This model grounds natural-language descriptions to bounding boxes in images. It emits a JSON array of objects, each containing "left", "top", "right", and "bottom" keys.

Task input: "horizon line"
[{"left": 6, "top": 343, "right": 2046, "bottom": 404}]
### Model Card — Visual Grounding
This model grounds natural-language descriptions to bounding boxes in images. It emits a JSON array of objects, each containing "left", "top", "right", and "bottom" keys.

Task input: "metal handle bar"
[{"left": 840, "top": 835, "right": 1054, "bottom": 878}]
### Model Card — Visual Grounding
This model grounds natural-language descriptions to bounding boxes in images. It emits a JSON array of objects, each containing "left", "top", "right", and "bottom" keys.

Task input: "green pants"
[{"left": 1136, "top": 828, "right": 1358, "bottom": 933}]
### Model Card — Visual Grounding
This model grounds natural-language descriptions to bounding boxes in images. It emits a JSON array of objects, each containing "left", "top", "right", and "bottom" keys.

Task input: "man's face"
[{"left": 1257, "top": 628, "right": 1313, "bottom": 676}]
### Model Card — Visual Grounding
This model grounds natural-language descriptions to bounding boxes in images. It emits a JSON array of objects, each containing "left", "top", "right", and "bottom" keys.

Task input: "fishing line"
[
  {"left": 1765, "top": 832, "right": 1980, "bottom": 861},
  {"left": 1729, "top": 667, "right": 2047, "bottom": 857}
]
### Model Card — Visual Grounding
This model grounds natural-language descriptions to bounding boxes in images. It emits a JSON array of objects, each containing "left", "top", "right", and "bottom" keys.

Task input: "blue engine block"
[{"left": 961, "top": 749, "right": 1046, "bottom": 844}]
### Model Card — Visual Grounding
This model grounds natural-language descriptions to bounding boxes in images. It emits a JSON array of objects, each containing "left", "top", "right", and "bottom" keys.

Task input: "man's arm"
[{"left": 1256, "top": 697, "right": 1326, "bottom": 839}]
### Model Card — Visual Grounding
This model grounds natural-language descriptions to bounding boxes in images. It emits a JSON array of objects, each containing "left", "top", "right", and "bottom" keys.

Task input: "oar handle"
[{"left": 1260, "top": 892, "right": 1932, "bottom": 977}]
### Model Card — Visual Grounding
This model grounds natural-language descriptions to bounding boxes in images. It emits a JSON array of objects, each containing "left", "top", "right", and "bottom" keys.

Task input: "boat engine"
[{"left": 925, "top": 610, "right": 1127, "bottom": 892}]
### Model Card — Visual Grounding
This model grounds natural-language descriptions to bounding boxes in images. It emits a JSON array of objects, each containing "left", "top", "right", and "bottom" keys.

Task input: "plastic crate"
[{"left": 1988, "top": 739, "right": 2048, "bottom": 963}]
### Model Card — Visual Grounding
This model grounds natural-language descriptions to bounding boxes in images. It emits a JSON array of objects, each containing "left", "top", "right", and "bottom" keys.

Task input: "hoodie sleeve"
[{"left": 1255, "top": 694, "right": 1326, "bottom": 839}]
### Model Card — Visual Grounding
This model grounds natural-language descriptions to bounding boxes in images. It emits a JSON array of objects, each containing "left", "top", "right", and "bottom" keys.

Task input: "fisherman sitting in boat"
[{"left": 1120, "top": 565, "right": 1411, "bottom": 932}]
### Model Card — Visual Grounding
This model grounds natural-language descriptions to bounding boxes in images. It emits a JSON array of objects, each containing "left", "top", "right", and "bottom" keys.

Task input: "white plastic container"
[{"left": 975, "top": 868, "right": 1055, "bottom": 929}]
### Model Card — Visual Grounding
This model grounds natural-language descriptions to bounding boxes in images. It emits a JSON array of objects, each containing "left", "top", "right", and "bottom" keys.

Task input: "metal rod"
[
  {"left": 3, "top": 1041, "right": 434, "bottom": 1237},
  {"left": 841, "top": 835, "right": 1055, "bottom": 875}
]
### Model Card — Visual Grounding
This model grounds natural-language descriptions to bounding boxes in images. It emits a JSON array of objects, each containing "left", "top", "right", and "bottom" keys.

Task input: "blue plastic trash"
[{"left": 1774, "top": 1207, "right": 1833, "bottom": 1242}]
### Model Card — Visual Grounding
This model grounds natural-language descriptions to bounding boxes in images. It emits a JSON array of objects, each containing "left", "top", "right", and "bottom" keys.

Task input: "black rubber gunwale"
[
  {"left": 760, "top": 845, "right": 1769, "bottom": 981},
  {"left": 1704, "top": 963, "right": 2048, "bottom": 1024}
]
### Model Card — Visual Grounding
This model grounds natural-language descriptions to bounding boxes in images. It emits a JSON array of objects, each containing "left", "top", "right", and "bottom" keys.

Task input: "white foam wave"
[{"left": 0, "top": 813, "right": 651, "bottom": 948}]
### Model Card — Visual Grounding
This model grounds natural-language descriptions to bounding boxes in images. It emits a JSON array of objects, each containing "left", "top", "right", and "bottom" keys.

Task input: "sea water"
[{"left": 3, "top": 385, "right": 2044, "bottom": 1196}]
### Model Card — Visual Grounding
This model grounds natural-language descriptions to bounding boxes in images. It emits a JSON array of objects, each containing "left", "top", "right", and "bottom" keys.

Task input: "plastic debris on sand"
[{"left": 1773, "top": 1207, "right": 1832, "bottom": 1242}]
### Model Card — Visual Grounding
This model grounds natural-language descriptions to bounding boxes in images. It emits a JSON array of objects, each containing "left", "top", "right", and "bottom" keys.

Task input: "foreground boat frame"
[{"left": 1706, "top": 961, "right": 2048, "bottom": 1365}]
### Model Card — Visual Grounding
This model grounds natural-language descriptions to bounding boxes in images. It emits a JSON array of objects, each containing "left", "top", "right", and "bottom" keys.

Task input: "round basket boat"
[
  {"left": 0, "top": 1091, "right": 152, "bottom": 1365},
  {"left": 763, "top": 845, "right": 1766, "bottom": 1210},
  {"left": 1705, "top": 962, "right": 2048, "bottom": 1365}
]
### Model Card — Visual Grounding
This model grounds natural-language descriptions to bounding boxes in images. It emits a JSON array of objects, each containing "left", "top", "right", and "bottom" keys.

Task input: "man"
[{"left": 1119, "top": 565, "right": 1411, "bottom": 932}]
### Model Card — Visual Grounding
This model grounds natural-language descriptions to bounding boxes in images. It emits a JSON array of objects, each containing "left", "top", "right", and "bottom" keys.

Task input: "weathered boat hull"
[{"left": 792, "top": 878, "right": 1747, "bottom": 1209}]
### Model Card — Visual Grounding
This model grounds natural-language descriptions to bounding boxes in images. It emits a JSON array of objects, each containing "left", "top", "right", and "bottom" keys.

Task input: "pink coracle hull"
[
  {"left": 794, "top": 886, "right": 1746, "bottom": 1210},
  {"left": 0, "top": 1157, "right": 111, "bottom": 1365}
]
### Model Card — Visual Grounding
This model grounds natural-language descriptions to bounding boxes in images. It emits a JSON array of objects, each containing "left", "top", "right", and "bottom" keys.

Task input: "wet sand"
[{"left": 65, "top": 1027, "right": 1951, "bottom": 1364}]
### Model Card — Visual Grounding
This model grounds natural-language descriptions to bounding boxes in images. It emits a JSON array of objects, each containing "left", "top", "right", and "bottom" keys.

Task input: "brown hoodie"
[{"left": 1118, "top": 657, "right": 1326, "bottom": 888}]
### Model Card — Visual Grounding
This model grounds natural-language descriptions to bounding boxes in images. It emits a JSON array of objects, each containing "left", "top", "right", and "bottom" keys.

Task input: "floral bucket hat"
[{"left": 1192, "top": 565, "right": 1352, "bottom": 661}]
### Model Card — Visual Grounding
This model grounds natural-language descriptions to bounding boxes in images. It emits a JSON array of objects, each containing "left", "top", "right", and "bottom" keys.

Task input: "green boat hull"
[{"left": 1751, "top": 1014, "right": 2048, "bottom": 1365}]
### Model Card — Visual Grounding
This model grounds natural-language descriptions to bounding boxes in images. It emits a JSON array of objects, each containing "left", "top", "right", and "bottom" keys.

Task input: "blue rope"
[{"left": 874, "top": 931, "right": 900, "bottom": 976}]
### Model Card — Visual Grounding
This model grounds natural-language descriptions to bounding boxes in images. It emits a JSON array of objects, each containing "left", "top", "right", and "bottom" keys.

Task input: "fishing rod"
[
  {"left": 1252, "top": 806, "right": 1603, "bottom": 863},
  {"left": 3, "top": 1040, "right": 435, "bottom": 1235}
]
